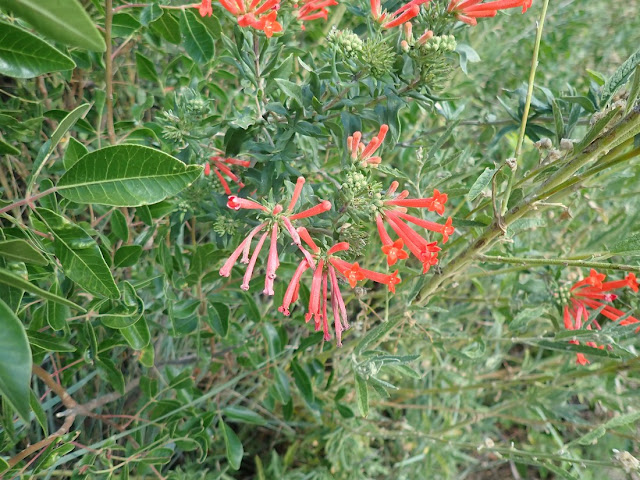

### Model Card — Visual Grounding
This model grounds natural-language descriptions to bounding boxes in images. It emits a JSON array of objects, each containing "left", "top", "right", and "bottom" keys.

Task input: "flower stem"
[
  {"left": 501, "top": 0, "right": 550, "bottom": 216},
  {"left": 478, "top": 255, "right": 640, "bottom": 273}
]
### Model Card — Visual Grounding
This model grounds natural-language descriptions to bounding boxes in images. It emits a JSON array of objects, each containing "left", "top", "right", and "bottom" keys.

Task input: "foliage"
[{"left": 1, "top": 0, "right": 640, "bottom": 478}]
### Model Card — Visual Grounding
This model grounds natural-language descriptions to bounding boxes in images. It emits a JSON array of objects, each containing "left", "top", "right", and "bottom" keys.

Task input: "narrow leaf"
[
  {"left": 0, "top": 298, "right": 32, "bottom": 423},
  {"left": 355, "top": 374, "right": 369, "bottom": 418},
  {"left": 220, "top": 419, "right": 244, "bottom": 470},
  {"left": 0, "top": 267, "right": 85, "bottom": 311},
  {"left": 467, "top": 167, "right": 494, "bottom": 201}
]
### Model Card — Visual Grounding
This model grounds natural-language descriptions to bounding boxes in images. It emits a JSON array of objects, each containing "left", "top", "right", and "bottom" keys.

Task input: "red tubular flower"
[
  {"left": 197, "top": 0, "right": 213, "bottom": 16},
  {"left": 205, "top": 156, "right": 249, "bottom": 194},
  {"left": 296, "top": 0, "right": 338, "bottom": 29},
  {"left": 218, "top": 0, "right": 283, "bottom": 36},
  {"left": 561, "top": 269, "right": 639, "bottom": 365},
  {"left": 371, "top": 0, "right": 430, "bottom": 29},
  {"left": 447, "top": 0, "right": 533, "bottom": 26},
  {"left": 347, "top": 124, "right": 389, "bottom": 166},
  {"left": 280, "top": 237, "right": 400, "bottom": 346},
  {"left": 221, "top": 177, "right": 331, "bottom": 293},
  {"left": 372, "top": 183, "right": 452, "bottom": 273}
]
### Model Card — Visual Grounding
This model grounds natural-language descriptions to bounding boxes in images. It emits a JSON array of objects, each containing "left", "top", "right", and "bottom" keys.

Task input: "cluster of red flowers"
[
  {"left": 563, "top": 269, "right": 638, "bottom": 365},
  {"left": 349, "top": 125, "right": 455, "bottom": 273},
  {"left": 197, "top": 0, "right": 338, "bottom": 35},
  {"left": 203, "top": 156, "right": 250, "bottom": 195},
  {"left": 447, "top": 0, "right": 533, "bottom": 26},
  {"left": 370, "top": 0, "right": 431, "bottom": 29},
  {"left": 219, "top": 176, "right": 402, "bottom": 345}
]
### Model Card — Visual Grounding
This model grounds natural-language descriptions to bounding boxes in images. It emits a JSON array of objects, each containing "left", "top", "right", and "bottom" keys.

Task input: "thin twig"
[{"left": 105, "top": 0, "right": 117, "bottom": 144}]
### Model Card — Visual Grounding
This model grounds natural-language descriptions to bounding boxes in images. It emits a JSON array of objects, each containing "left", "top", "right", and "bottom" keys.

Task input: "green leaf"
[
  {"left": 46, "top": 280, "right": 69, "bottom": 331},
  {"left": 150, "top": 12, "right": 181, "bottom": 44},
  {"left": 179, "top": 10, "right": 214, "bottom": 63},
  {"left": 0, "top": 267, "right": 85, "bottom": 311},
  {"left": 135, "top": 52, "right": 160, "bottom": 83},
  {"left": 206, "top": 302, "right": 229, "bottom": 337},
  {"left": 220, "top": 419, "right": 244, "bottom": 470},
  {"left": 63, "top": 137, "right": 89, "bottom": 170},
  {"left": 355, "top": 374, "right": 369, "bottom": 418},
  {"left": 110, "top": 209, "right": 129, "bottom": 242},
  {"left": 27, "top": 330, "right": 76, "bottom": 352},
  {"left": 0, "top": 298, "right": 32, "bottom": 422},
  {"left": 467, "top": 167, "right": 494, "bottom": 201},
  {"left": 0, "top": 239, "right": 48, "bottom": 265},
  {"left": 509, "top": 306, "right": 547, "bottom": 332},
  {"left": 30, "top": 390, "right": 48, "bottom": 435},
  {"left": 0, "top": 0, "right": 105, "bottom": 51},
  {"left": 275, "top": 79, "right": 304, "bottom": 107},
  {"left": 97, "top": 357, "right": 125, "bottom": 394},
  {"left": 121, "top": 316, "right": 151, "bottom": 350},
  {"left": 0, "top": 137, "right": 19, "bottom": 155},
  {"left": 114, "top": 245, "right": 143, "bottom": 268},
  {"left": 601, "top": 46, "right": 640, "bottom": 105},
  {"left": 610, "top": 232, "right": 640, "bottom": 256},
  {"left": 222, "top": 406, "right": 267, "bottom": 426},
  {"left": 0, "top": 21, "right": 75, "bottom": 78},
  {"left": 290, "top": 359, "right": 314, "bottom": 405},
  {"left": 56, "top": 144, "right": 203, "bottom": 207},
  {"left": 455, "top": 43, "right": 480, "bottom": 75},
  {"left": 101, "top": 281, "right": 144, "bottom": 328},
  {"left": 37, "top": 208, "right": 119, "bottom": 299},
  {"left": 356, "top": 317, "right": 402, "bottom": 356}
]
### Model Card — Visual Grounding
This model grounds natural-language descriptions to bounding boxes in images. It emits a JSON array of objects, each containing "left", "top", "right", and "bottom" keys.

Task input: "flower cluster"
[
  {"left": 204, "top": 156, "right": 250, "bottom": 195},
  {"left": 347, "top": 125, "right": 455, "bottom": 272},
  {"left": 370, "top": 0, "right": 431, "bottom": 29},
  {"left": 296, "top": 0, "right": 338, "bottom": 29},
  {"left": 562, "top": 269, "right": 638, "bottom": 365},
  {"left": 448, "top": 0, "right": 533, "bottom": 26},
  {"left": 199, "top": 0, "right": 283, "bottom": 37}
]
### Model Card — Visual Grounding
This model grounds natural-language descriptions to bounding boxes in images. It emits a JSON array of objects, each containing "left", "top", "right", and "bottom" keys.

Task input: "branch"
[
  {"left": 105, "top": 0, "right": 117, "bottom": 144},
  {"left": 478, "top": 255, "right": 640, "bottom": 273}
]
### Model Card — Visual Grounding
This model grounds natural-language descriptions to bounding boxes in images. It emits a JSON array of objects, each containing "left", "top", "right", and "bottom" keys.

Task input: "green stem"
[
  {"left": 105, "top": 0, "right": 116, "bottom": 145},
  {"left": 501, "top": 0, "right": 550, "bottom": 216},
  {"left": 478, "top": 255, "right": 640, "bottom": 273}
]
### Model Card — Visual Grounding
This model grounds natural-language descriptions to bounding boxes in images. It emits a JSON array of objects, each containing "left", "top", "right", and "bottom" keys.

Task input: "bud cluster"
[{"left": 327, "top": 27, "right": 364, "bottom": 59}]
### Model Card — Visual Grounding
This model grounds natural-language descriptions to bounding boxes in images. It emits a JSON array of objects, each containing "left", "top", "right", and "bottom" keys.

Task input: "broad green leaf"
[
  {"left": 275, "top": 79, "right": 304, "bottom": 107},
  {"left": 114, "top": 245, "right": 142, "bottom": 268},
  {"left": 57, "top": 145, "right": 203, "bottom": 207},
  {"left": 150, "top": 12, "right": 181, "bottom": 44},
  {"left": 180, "top": 10, "right": 214, "bottom": 63},
  {"left": 467, "top": 167, "right": 494, "bottom": 201},
  {"left": 0, "top": 0, "right": 105, "bottom": 51},
  {"left": 121, "top": 316, "right": 151, "bottom": 350},
  {"left": 101, "top": 282, "right": 144, "bottom": 329},
  {"left": 0, "top": 267, "right": 84, "bottom": 311},
  {"left": 0, "top": 239, "right": 48, "bottom": 265},
  {"left": 135, "top": 52, "right": 160, "bottom": 83},
  {"left": 0, "top": 21, "right": 75, "bottom": 78},
  {"left": 0, "top": 298, "right": 32, "bottom": 422},
  {"left": 37, "top": 208, "right": 119, "bottom": 299},
  {"left": 220, "top": 419, "right": 243, "bottom": 470},
  {"left": 63, "top": 137, "right": 89, "bottom": 170},
  {"left": 355, "top": 374, "right": 369, "bottom": 418}
]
